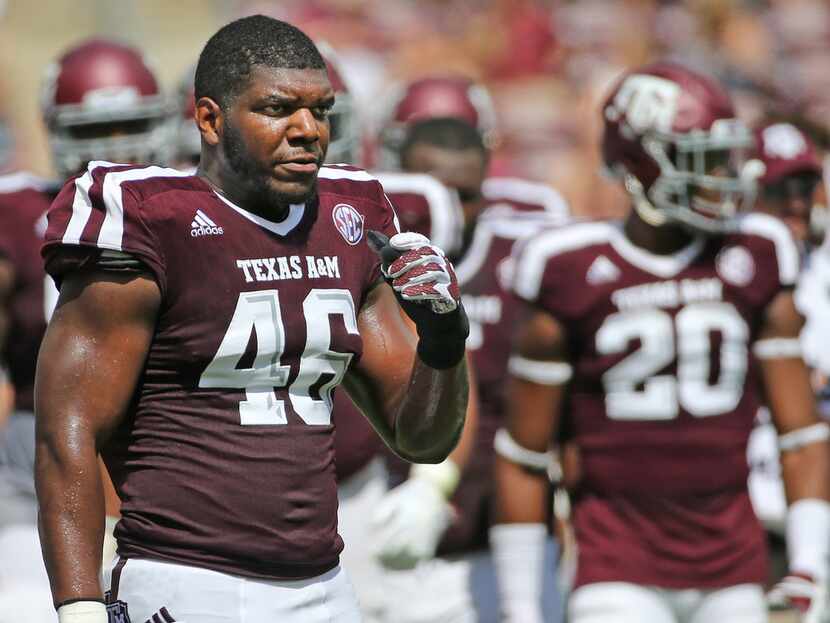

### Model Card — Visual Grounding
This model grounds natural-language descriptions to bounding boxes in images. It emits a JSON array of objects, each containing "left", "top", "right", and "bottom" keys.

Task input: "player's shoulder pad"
[
  {"left": 51, "top": 161, "right": 193, "bottom": 251},
  {"left": 0, "top": 170, "right": 60, "bottom": 195},
  {"left": 482, "top": 176, "right": 570, "bottom": 219},
  {"left": 373, "top": 171, "right": 463, "bottom": 253},
  {"left": 513, "top": 220, "right": 616, "bottom": 302},
  {"left": 318, "top": 164, "right": 401, "bottom": 232},
  {"left": 734, "top": 212, "right": 800, "bottom": 287},
  {"left": 318, "top": 164, "right": 383, "bottom": 195}
]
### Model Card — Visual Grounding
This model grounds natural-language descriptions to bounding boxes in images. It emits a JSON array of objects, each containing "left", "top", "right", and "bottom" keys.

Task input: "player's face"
[
  {"left": 756, "top": 172, "right": 820, "bottom": 243},
  {"left": 222, "top": 66, "right": 333, "bottom": 206},
  {"left": 402, "top": 143, "right": 488, "bottom": 225}
]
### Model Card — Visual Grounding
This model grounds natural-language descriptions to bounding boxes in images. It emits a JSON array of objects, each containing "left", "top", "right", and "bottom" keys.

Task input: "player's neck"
[
  {"left": 623, "top": 210, "right": 695, "bottom": 256},
  {"left": 197, "top": 159, "right": 291, "bottom": 222}
]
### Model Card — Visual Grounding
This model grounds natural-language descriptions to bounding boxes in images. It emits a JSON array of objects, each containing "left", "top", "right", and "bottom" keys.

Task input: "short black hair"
[
  {"left": 195, "top": 15, "right": 326, "bottom": 109},
  {"left": 400, "top": 117, "right": 487, "bottom": 164}
]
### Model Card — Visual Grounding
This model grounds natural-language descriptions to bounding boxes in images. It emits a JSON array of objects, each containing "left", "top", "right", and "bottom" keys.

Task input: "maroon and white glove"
[
  {"left": 768, "top": 573, "right": 830, "bottom": 622},
  {"left": 368, "top": 231, "right": 468, "bottom": 369},
  {"left": 380, "top": 232, "right": 461, "bottom": 314}
]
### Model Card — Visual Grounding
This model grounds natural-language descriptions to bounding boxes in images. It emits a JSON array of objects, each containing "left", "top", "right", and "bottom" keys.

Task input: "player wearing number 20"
[
  {"left": 34, "top": 16, "right": 468, "bottom": 623},
  {"left": 492, "top": 62, "right": 830, "bottom": 623}
]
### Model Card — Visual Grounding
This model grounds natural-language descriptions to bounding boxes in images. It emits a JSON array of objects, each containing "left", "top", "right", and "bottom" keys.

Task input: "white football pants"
[
  {"left": 103, "top": 557, "right": 362, "bottom": 623},
  {"left": 569, "top": 582, "right": 767, "bottom": 623}
]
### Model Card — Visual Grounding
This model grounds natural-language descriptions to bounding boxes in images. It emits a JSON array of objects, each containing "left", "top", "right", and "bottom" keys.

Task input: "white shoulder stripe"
[
  {"left": 514, "top": 222, "right": 616, "bottom": 301},
  {"left": 482, "top": 177, "right": 570, "bottom": 218},
  {"left": 375, "top": 172, "right": 463, "bottom": 253},
  {"left": 738, "top": 213, "right": 800, "bottom": 286},
  {"left": 63, "top": 173, "right": 95, "bottom": 245},
  {"left": 318, "top": 167, "right": 377, "bottom": 182},
  {"left": 0, "top": 171, "right": 55, "bottom": 194},
  {"left": 63, "top": 162, "right": 190, "bottom": 250},
  {"left": 98, "top": 166, "right": 191, "bottom": 251}
]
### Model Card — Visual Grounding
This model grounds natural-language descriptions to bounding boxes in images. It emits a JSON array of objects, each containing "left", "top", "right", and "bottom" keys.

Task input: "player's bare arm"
[
  {"left": 343, "top": 280, "right": 468, "bottom": 463},
  {"left": 489, "top": 306, "right": 569, "bottom": 623},
  {"left": 34, "top": 268, "right": 160, "bottom": 606},
  {"left": 759, "top": 290, "right": 830, "bottom": 502},
  {"left": 495, "top": 307, "right": 568, "bottom": 525},
  {"left": 758, "top": 288, "right": 830, "bottom": 616}
]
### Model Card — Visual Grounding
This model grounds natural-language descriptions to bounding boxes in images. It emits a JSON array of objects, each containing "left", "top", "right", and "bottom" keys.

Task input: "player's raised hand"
[
  {"left": 367, "top": 231, "right": 460, "bottom": 314},
  {"left": 768, "top": 573, "right": 830, "bottom": 623},
  {"left": 368, "top": 231, "right": 468, "bottom": 369}
]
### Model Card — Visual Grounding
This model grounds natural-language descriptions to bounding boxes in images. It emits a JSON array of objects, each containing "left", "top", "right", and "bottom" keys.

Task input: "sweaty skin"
[{"left": 35, "top": 65, "right": 468, "bottom": 606}]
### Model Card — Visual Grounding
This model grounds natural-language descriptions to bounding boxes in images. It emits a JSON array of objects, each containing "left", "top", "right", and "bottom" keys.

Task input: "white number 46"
[{"left": 199, "top": 289, "right": 358, "bottom": 426}]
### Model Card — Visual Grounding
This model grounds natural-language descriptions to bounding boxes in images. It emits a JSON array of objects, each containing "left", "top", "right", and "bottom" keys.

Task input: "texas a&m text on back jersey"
[
  {"left": 42, "top": 162, "right": 399, "bottom": 581},
  {"left": 512, "top": 214, "right": 799, "bottom": 589}
]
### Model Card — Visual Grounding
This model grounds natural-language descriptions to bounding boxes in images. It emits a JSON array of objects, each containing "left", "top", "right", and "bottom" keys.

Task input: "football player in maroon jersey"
[
  {"left": 0, "top": 38, "right": 175, "bottom": 610},
  {"left": 35, "top": 16, "right": 468, "bottom": 623},
  {"left": 492, "top": 62, "right": 830, "bottom": 623}
]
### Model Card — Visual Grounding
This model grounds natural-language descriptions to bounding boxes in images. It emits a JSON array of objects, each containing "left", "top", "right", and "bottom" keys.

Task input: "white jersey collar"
[{"left": 212, "top": 191, "right": 306, "bottom": 236}]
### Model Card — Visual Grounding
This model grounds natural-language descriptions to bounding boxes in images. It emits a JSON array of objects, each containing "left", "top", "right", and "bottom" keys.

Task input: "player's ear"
[{"left": 195, "top": 96, "right": 223, "bottom": 147}]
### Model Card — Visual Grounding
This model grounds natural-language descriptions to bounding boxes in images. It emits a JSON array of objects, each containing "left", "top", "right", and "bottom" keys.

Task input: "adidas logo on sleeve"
[{"left": 191, "top": 210, "right": 224, "bottom": 237}]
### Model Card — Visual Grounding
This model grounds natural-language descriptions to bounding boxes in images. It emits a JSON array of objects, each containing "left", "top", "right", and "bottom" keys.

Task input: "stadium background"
[{"left": 1, "top": 0, "right": 828, "bottom": 219}]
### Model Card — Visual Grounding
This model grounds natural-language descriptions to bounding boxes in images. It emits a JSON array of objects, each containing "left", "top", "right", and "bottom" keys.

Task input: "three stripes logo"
[{"left": 190, "top": 209, "right": 224, "bottom": 237}]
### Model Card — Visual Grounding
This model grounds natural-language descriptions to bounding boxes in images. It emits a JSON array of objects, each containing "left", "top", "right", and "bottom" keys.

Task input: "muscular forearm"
[
  {"left": 35, "top": 431, "right": 106, "bottom": 604},
  {"left": 392, "top": 357, "right": 468, "bottom": 463},
  {"left": 782, "top": 441, "right": 830, "bottom": 503},
  {"left": 494, "top": 455, "right": 549, "bottom": 524}
]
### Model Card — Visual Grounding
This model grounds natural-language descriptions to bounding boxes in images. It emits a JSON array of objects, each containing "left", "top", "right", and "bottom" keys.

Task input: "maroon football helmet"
[
  {"left": 316, "top": 43, "right": 362, "bottom": 166},
  {"left": 41, "top": 39, "right": 175, "bottom": 178},
  {"left": 602, "top": 62, "right": 755, "bottom": 233},
  {"left": 376, "top": 76, "right": 498, "bottom": 170}
]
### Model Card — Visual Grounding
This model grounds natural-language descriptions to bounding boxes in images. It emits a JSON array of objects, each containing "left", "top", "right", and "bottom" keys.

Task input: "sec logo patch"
[
  {"left": 333, "top": 203, "right": 364, "bottom": 245},
  {"left": 716, "top": 245, "right": 755, "bottom": 286}
]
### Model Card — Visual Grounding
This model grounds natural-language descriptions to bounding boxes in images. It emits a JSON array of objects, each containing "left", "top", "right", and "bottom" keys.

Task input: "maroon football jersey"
[
  {"left": 0, "top": 172, "right": 59, "bottom": 411},
  {"left": 512, "top": 214, "right": 800, "bottom": 589},
  {"left": 332, "top": 171, "right": 462, "bottom": 482},
  {"left": 43, "top": 162, "right": 400, "bottom": 580}
]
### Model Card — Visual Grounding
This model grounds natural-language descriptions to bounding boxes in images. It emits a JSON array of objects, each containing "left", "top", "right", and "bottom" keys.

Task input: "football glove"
[
  {"left": 768, "top": 573, "right": 830, "bottom": 623},
  {"left": 368, "top": 231, "right": 468, "bottom": 369},
  {"left": 369, "top": 460, "right": 459, "bottom": 570}
]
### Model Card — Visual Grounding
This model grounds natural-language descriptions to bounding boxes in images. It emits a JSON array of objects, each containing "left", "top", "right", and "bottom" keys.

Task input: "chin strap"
[{"left": 625, "top": 174, "right": 668, "bottom": 227}]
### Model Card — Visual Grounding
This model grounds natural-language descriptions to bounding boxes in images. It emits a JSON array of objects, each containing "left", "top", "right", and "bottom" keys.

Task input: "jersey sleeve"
[
  {"left": 42, "top": 162, "right": 166, "bottom": 293},
  {"left": 736, "top": 213, "right": 800, "bottom": 306},
  {"left": 510, "top": 228, "right": 568, "bottom": 319}
]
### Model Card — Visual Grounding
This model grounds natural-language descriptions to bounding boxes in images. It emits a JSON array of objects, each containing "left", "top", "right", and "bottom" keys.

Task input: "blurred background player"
[
  {"left": 0, "top": 38, "right": 174, "bottom": 622},
  {"left": 492, "top": 62, "right": 830, "bottom": 623}
]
